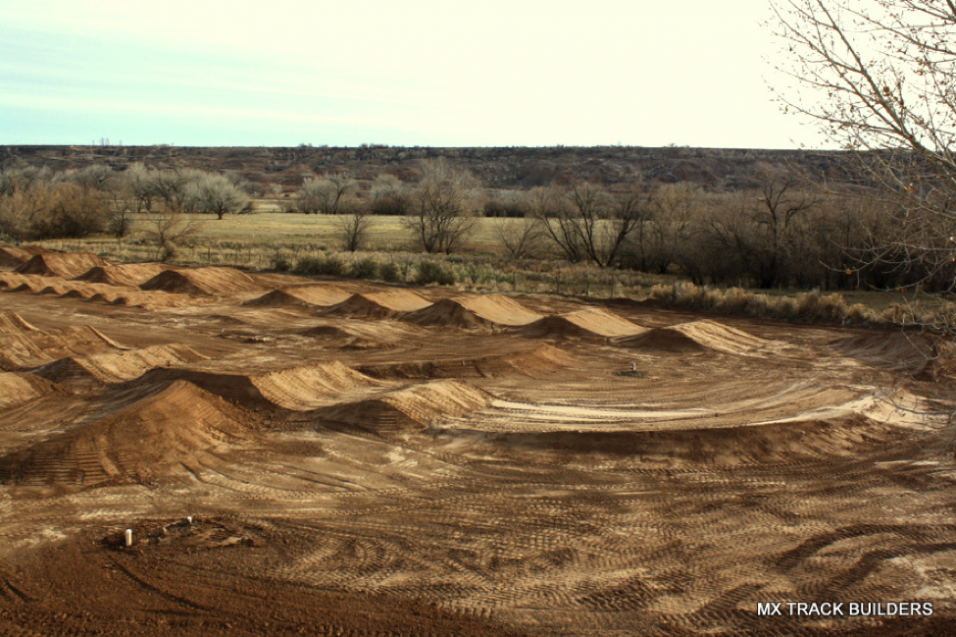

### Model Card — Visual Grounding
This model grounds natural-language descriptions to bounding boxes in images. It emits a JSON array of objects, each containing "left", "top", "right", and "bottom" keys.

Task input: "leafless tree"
[
  {"left": 0, "top": 181, "right": 54, "bottom": 240},
  {"left": 150, "top": 168, "right": 201, "bottom": 213},
  {"left": 642, "top": 182, "right": 703, "bottom": 275},
  {"left": 183, "top": 173, "right": 250, "bottom": 220},
  {"left": 528, "top": 187, "right": 582, "bottom": 262},
  {"left": 66, "top": 164, "right": 113, "bottom": 192},
  {"left": 492, "top": 215, "right": 545, "bottom": 261},
  {"left": 369, "top": 173, "right": 411, "bottom": 216},
  {"left": 769, "top": 0, "right": 956, "bottom": 287},
  {"left": 403, "top": 159, "right": 477, "bottom": 254},
  {"left": 147, "top": 212, "right": 202, "bottom": 261},
  {"left": 531, "top": 184, "right": 651, "bottom": 268},
  {"left": 295, "top": 173, "right": 356, "bottom": 215},
  {"left": 120, "top": 163, "right": 154, "bottom": 214},
  {"left": 750, "top": 169, "right": 821, "bottom": 287},
  {"left": 0, "top": 162, "right": 52, "bottom": 197},
  {"left": 335, "top": 197, "right": 374, "bottom": 252}
]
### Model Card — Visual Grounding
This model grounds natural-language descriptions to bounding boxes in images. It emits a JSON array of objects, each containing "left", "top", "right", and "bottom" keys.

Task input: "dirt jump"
[{"left": 0, "top": 250, "right": 954, "bottom": 636}]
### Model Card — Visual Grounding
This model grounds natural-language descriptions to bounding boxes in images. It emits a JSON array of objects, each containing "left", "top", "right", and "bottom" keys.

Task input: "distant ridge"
[{"left": 1, "top": 145, "right": 855, "bottom": 192}]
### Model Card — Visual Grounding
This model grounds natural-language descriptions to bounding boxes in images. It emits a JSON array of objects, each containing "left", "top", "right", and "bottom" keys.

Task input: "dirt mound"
[
  {"left": 317, "top": 380, "right": 493, "bottom": 433},
  {"left": 518, "top": 308, "right": 645, "bottom": 339},
  {"left": 252, "top": 362, "right": 381, "bottom": 410},
  {"left": 0, "top": 245, "right": 54, "bottom": 269},
  {"left": 38, "top": 283, "right": 71, "bottom": 295},
  {"left": 615, "top": 327, "right": 707, "bottom": 353},
  {"left": 496, "top": 343, "right": 573, "bottom": 374},
  {"left": 0, "top": 380, "right": 256, "bottom": 487},
  {"left": 140, "top": 267, "right": 260, "bottom": 296},
  {"left": 321, "top": 290, "right": 432, "bottom": 319},
  {"left": 140, "top": 361, "right": 378, "bottom": 411},
  {"left": 670, "top": 320, "right": 771, "bottom": 354},
  {"left": 243, "top": 284, "right": 351, "bottom": 308},
  {"left": 104, "top": 290, "right": 200, "bottom": 308},
  {"left": 1, "top": 273, "right": 62, "bottom": 293},
  {"left": 615, "top": 320, "right": 770, "bottom": 354},
  {"left": 458, "top": 294, "right": 544, "bottom": 326},
  {"left": 0, "top": 372, "right": 63, "bottom": 410},
  {"left": 74, "top": 263, "right": 168, "bottom": 287},
  {"left": 829, "top": 331, "right": 939, "bottom": 376},
  {"left": 0, "top": 311, "right": 37, "bottom": 334},
  {"left": 33, "top": 344, "right": 207, "bottom": 387},
  {"left": 0, "top": 325, "right": 126, "bottom": 371},
  {"left": 15, "top": 252, "right": 108, "bottom": 279},
  {"left": 404, "top": 295, "right": 543, "bottom": 329},
  {"left": 403, "top": 298, "right": 494, "bottom": 329},
  {"left": 0, "top": 246, "right": 49, "bottom": 268},
  {"left": 86, "top": 292, "right": 122, "bottom": 304}
]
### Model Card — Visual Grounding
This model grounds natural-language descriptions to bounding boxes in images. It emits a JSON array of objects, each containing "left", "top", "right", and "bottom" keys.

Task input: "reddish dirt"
[
  {"left": 1, "top": 250, "right": 955, "bottom": 635},
  {"left": 0, "top": 245, "right": 53, "bottom": 269},
  {"left": 14, "top": 251, "right": 108, "bottom": 279}
]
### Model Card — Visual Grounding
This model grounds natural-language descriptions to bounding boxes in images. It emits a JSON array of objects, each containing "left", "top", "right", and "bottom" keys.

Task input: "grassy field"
[{"left": 123, "top": 212, "right": 507, "bottom": 253}]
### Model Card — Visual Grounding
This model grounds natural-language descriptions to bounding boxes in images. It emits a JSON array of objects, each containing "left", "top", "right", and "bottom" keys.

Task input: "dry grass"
[{"left": 24, "top": 211, "right": 956, "bottom": 331}]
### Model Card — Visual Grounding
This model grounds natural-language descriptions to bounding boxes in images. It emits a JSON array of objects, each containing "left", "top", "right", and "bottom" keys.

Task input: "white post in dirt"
[{"left": 124, "top": 529, "right": 133, "bottom": 547}]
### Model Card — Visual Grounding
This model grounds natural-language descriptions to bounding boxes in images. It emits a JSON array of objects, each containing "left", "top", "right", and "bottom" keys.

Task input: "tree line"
[
  {"left": 0, "top": 163, "right": 251, "bottom": 241},
  {"left": 1, "top": 157, "right": 949, "bottom": 292}
]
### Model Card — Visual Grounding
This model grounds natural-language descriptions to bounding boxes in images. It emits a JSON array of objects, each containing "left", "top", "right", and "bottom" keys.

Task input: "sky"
[{"left": 0, "top": 0, "right": 828, "bottom": 149}]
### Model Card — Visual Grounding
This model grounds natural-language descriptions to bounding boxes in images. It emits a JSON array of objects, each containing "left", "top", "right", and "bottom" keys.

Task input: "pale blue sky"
[{"left": 0, "top": 0, "right": 824, "bottom": 148}]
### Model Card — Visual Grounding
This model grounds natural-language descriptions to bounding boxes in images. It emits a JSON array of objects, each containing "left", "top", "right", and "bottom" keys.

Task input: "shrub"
[
  {"left": 674, "top": 281, "right": 707, "bottom": 308},
  {"left": 845, "top": 303, "right": 873, "bottom": 325},
  {"left": 293, "top": 256, "right": 323, "bottom": 275},
  {"left": 795, "top": 290, "right": 847, "bottom": 322},
  {"left": 815, "top": 294, "right": 848, "bottom": 322},
  {"left": 715, "top": 287, "right": 753, "bottom": 314},
  {"left": 770, "top": 296, "right": 799, "bottom": 319},
  {"left": 648, "top": 283, "right": 674, "bottom": 302},
  {"left": 349, "top": 257, "right": 379, "bottom": 280},
  {"left": 379, "top": 262, "right": 400, "bottom": 282},
  {"left": 415, "top": 260, "right": 456, "bottom": 285},
  {"left": 748, "top": 293, "right": 772, "bottom": 317},
  {"left": 292, "top": 255, "right": 345, "bottom": 276},
  {"left": 882, "top": 302, "right": 921, "bottom": 326},
  {"left": 317, "top": 256, "right": 345, "bottom": 276},
  {"left": 463, "top": 262, "right": 495, "bottom": 284}
]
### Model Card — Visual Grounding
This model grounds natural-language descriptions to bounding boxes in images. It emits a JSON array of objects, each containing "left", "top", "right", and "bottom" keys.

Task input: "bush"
[
  {"left": 370, "top": 193, "right": 411, "bottom": 216},
  {"left": 795, "top": 290, "right": 847, "bottom": 322},
  {"left": 770, "top": 296, "right": 799, "bottom": 319},
  {"left": 845, "top": 303, "right": 873, "bottom": 325},
  {"left": 292, "top": 255, "right": 345, "bottom": 276},
  {"left": 648, "top": 283, "right": 674, "bottom": 302},
  {"left": 379, "top": 262, "right": 401, "bottom": 282},
  {"left": 317, "top": 256, "right": 345, "bottom": 276},
  {"left": 349, "top": 257, "right": 379, "bottom": 280},
  {"left": 715, "top": 287, "right": 753, "bottom": 314},
  {"left": 462, "top": 262, "right": 495, "bottom": 284},
  {"left": 415, "top": 260, "right": 456, "bottom": 285},
  {"left": 270, "top": 254, "right": 292, "bottom": 272},
  {"left": 674, "top": 282, "right": 707, "bottom": 308},
  {"left": 293, "top": 256, "right": 323, "bottom": 275}
]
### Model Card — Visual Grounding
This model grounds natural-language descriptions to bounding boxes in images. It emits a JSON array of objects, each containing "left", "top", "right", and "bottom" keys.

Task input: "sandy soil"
[{"left": 1, "top": 252, "right": 955, "bottom": 635}]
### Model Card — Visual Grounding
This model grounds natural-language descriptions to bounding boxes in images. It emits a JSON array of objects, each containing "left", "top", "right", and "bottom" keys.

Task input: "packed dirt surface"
[{"left": 1, "top": 250, "right": 955, "bottom": 636}]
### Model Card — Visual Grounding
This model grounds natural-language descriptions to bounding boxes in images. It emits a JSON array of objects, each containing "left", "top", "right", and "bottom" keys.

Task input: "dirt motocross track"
[{"left": 1, "top": 250, "right": 955, "bottom": 636}]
